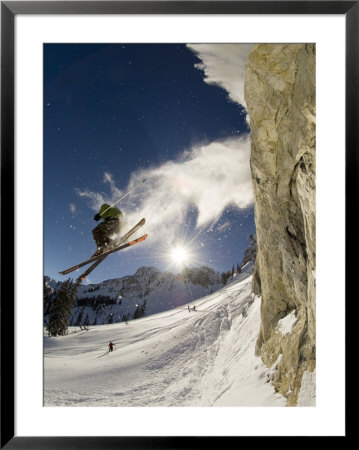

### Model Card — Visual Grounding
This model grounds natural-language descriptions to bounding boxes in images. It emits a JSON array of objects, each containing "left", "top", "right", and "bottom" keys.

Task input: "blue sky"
[{"left": 44, "top": 43, "right": 255, "bottom": 284}]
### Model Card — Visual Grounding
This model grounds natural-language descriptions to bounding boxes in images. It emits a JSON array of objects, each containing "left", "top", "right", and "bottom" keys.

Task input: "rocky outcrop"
[{"left": 244, "top": 44, "right": 316, "bottom": 405}]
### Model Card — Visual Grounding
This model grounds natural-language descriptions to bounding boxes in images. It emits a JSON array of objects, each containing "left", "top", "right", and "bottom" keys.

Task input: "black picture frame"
[{"left": 1, "top": 1, "right": 353, "bottom": 447}]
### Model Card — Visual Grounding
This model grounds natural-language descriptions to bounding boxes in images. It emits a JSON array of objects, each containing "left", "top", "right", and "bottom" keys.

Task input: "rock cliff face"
[{"left": 244, "top": 44, "right": 316, "bottom": 405}]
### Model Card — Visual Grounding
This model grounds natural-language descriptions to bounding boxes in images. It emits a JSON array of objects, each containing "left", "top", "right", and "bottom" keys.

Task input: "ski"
[
  {"left": 76, "top": 232, "right": 148, "bottom": 282},
  {"left": 74, "top": 219, "right": 146, "bottom": 283},
  {"left": 61, "top": 233, "right": 148, "bottom": 275},
  {"left": 60, "top": 218, "right": 146, "bottom": 276},
  {"left": 76, "top": 254, "right": 106, "bottom": 284}
]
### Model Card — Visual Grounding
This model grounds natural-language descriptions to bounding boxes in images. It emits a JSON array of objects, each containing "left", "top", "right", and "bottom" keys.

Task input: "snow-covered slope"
[{"left": 44, "top": 265, "right": 289, "bottom": 406}]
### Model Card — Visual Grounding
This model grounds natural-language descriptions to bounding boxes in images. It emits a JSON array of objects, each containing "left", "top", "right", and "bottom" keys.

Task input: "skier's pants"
[{"left": 92, "top": 217, "right": 121, "bottom": 248}]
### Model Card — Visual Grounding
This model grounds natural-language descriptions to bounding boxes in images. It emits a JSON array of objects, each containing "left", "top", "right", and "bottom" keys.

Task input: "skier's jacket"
[{"left": 96, "top": 204, "right": 123, "bottom": 221}]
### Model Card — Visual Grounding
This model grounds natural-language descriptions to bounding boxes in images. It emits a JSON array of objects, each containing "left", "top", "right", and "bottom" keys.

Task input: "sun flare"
[{"left": 171, "top": 246, "right": 188, "bottom": 265}]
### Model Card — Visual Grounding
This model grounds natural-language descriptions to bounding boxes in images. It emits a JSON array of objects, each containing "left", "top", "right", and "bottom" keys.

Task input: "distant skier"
[
  {"left": 188, "top": 305, "right": 190, "bottom": 312},
  {"left": 192, "top": 305, "right": 196, "bottom": 311},
  {"left": 108, "top": 341, "right": 115, "bottom": 352},
  {"left": 92, "top": 204, "right": 123, "bottom": 256}
]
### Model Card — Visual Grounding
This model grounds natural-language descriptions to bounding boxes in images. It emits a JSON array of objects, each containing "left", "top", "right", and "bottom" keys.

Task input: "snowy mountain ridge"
[
  {"left": 44, "top": 265, "right": 225, "bottom": 326},
  {"left": 241, "top": 234, "right": 257, "bottom": 266},
  {"left": 44, "top": 234, "right": 257, "bottom": 327}
]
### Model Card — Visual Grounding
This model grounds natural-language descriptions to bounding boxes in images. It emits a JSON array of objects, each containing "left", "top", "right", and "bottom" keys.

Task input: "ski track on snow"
[{"left": 44, "top": 274, "right": 286, "bottom": 407}]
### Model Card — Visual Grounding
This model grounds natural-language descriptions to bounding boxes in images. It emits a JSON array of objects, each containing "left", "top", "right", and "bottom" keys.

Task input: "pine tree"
[
  {"left": 81, "top": 314, "right": 90, "bottom": 330},
  {"left": 75, "top": 309, "right": 83, "bottom": 327},
  {"left": 133, "top": 300, "right": 147, "bottom": 320},
  {"left": 140, "top": 300, "right": 147, "bottom": 317},
  {"left": 84, "top": 314, "right": 90, "bottom": 327},
  {"left": 43, "top": 278, "right": 55, "bottom": 318},
  {"left": 122, "top": 313, "right": 130, "bottom": 324},
  {"left": 46, "top": 279, "right": 78, "bottom": 337},
  {"left": 133, "top": 304, "right": 140, "bottom": 320}
]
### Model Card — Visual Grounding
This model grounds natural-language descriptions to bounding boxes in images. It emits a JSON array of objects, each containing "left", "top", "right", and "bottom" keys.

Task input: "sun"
[{"left": 171, "top": 246, "right": 188, "bottom": 265}]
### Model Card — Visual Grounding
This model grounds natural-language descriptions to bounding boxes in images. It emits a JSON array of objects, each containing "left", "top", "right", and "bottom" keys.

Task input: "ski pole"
[{"left": 100, "top": 178, "right": 149, "bottom": 217}]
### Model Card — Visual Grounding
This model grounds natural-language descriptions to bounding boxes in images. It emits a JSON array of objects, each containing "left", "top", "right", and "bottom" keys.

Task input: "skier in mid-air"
[
  {"left": 59, "top": 181, "right": 149, "bottom": 280},
  {"left": 108, "top": 341, "right": 115, "bottom": 352},
  {"left": 92, "top": 204, "right": 123, "bottom": 257}
]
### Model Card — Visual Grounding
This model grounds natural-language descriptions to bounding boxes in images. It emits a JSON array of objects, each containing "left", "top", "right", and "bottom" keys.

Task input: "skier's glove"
[{"left": 94, "top": 213, "right": 102, "bottom": 221}]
